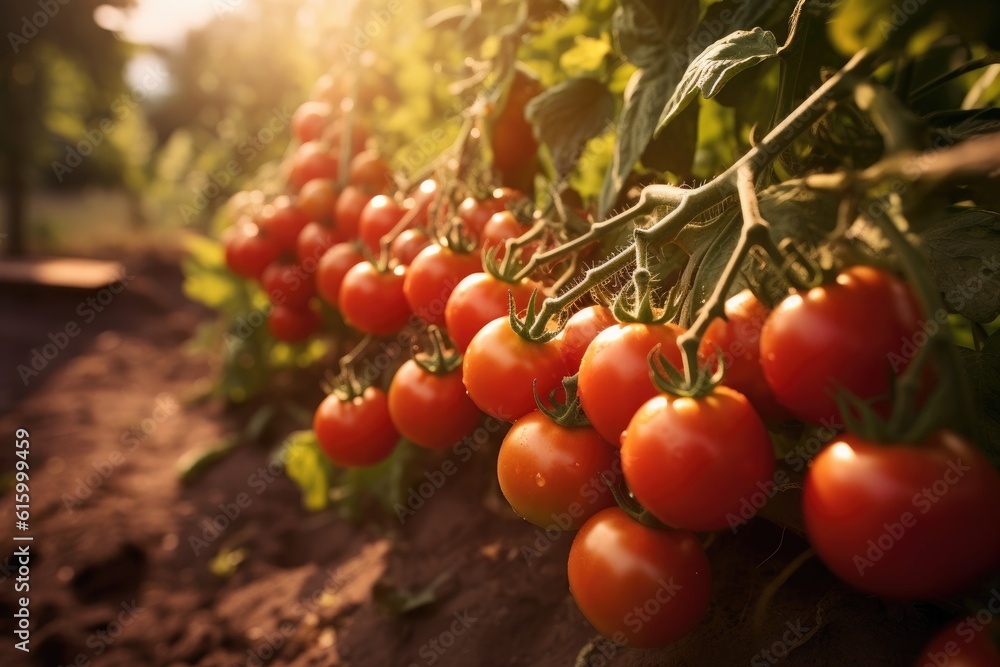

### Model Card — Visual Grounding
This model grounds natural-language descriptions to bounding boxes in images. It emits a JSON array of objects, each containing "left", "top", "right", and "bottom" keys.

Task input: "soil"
[{"left": 0, "top": 254, "right": 943, "bottom": 667}]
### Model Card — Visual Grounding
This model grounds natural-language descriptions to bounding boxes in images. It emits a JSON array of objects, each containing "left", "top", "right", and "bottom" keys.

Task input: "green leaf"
[
  {"left": 919, "top": 209, "right": 1000, "bottom": 323},
  {"left": 373, "top": 570, "right": 452, "bottom": 615},
  {"left": 614, "top": 0, "right": 698, "bottom": 69},
  {"left": 654, "top": 28, "right": 780, "bottom": 137},
  {"left": 559, "top": 35, "right": 612, "bottom": 77},
  {"left": 177, "top": 436, "right": 239, "bottom": 486},
  {"left": 828, "top": 0, "right": 944, "bottom": 56},
  {"left": 281, "top": 430, "right": 334, "bottom": 512},
  {"left": 757, "top": 180, "right": 842, "bottom": 245},
  {"left": 526, "top": 77, "right": 616, "bottom": 178}
]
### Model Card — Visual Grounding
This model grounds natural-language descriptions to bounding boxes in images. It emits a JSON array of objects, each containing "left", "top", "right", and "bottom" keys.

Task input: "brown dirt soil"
[{"left": 0, "top": 255, "right": 942, "bottom": 667}]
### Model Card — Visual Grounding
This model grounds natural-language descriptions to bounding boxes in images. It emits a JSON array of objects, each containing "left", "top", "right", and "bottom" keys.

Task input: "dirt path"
[{"left": 0, "top": 255, "right": 934, "bottom": 667}]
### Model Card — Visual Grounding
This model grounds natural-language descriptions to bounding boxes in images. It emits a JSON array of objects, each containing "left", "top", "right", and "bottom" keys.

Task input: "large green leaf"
[
  {"left": 920, "top": 209, "right": 1000, "bottom": 323},
  {"left": 525, "top": 77, "right": 616, "bottom": 178},
  {"left": 654, "top": 28, "right": 780, "bottom": 137}
]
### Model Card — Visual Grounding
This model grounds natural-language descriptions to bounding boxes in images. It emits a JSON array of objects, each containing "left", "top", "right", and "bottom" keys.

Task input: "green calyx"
[
  {"left": 508, "top": 290, "right": 559, "bottom": 343},
  {"left": 647, "top": 343, "right": 725, "bottom": 399},
  {"left": 413, "top": 326, "right": 463, "bottom": 376},
  {"left": 600, "top": 474, "right": 671, "bottom": 531},
  {"left": 535, "top": 374, "right": 590, "bottom": 428}
]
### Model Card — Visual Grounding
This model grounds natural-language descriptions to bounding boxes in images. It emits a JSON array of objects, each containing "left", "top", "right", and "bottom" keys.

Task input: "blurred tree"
[{"left": 0, "top": 0, "right": 135, "bottom": 256}]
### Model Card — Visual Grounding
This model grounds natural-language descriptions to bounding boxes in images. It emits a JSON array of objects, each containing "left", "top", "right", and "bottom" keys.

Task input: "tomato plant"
[{"left": 568, "top": 507, "right": 712, "bottom": 648}]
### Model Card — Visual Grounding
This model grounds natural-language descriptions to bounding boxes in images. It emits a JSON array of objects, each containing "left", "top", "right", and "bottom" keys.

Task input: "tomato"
[
  {"left": 339, "top": 261, "right": 411, "bottom": 335},
  {"left": 803, "top": 431, "right": 1000, "bottom": 599},
  {"left": 316, "top": 242, "right": 364, "bottom": 306},
  {"left": 403, "top": 244, "right": 482, "bottom": 327},
  {"left": 480, "top": 210, "right": 534, "bottom": 262},
  {"left": 261, "top": 261, "right": 315, "bottom": 308},
  {"left": 557, "top": 304, "right": 617, "bottom": 374},
  {"left": 622, "top": 386, "right": 775, "bottom": 531},
  {"left": 568, "top": 507, "right": 712, "bottom": 648},
  {"left": 314, "top": 387, "right": 399, "bottom": 467},
  {"left": 462, "top": 317, "right": 565, "bottom": 422},
  {"left": 296, "top": 221, "right": 338, "bottom": 265},
  {"left": 358, "top": 194, "right": 409, "bottom": 254},
  {"left": 388, "top": 360, "right": 481, "bottom": 449},
  {"left": 408, "top": 178, "right": 439, "bottom": 226},
  {"left": 578, "top": 323, "right": 686, "bottom": 447},
  {"left": 288, "top": 141, "right": 340, "bottom": 193},
  {"left": 388, "top": 228, "right": 431, "bottom": 266},
  {"left": 267, "top": 304, "right": 320, "bottom": 342},
  {"left": 492, "top": 71, "right": 543, "bottom": 172},
  {"left": 497, "top": 411, "right": 618, "bottom": 529},
  {"left": 223, "top": 224, "right": 279, "bottom": 280},
  {"left": 348, "top": 150, "right": 393, "bottom": 191},
  {"left": 916, "top": 621, "right": 1000, "bottom": 667},
  {"left": 760, "top": 266, "right": 923, "bottom": 425},
  {"left": 699, "top": 290, "right": 792, "bottom": 423},
  {"left": 457, "top": 187, "right": 526, "bottom": 238},
  {"left": 333, "top": 185, "right": 371, "bottom": 240},
  {"left": 258, "top": 196, "right": 309, "bottom": 253},
  {"left": 292, "top": 101, "right": 331, "bottom": 143},
  {"left": 297, "top": 178, "right": 338, "bottom": 225},
  {"left": 444, "top": 272, "right": 542, "bottom": 352}
]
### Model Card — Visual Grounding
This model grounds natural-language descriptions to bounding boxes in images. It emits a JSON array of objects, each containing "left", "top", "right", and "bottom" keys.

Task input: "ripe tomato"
[
  {"left": 457, "top": 187, "right": 526, "bottom": 238},
  {"left": 258, "top": 196, "right": 309, "bottom": 252},
  {"left": 480, "top": 210, "right": 534, "bottom": 262},
  {"left": 338, "top": 261, "right": 411, "bottom": 335},
  {"left": 492, "top": 71, "right": 543, "bottom": 172},
  {"left": 292, "top": 101, "right": 331, "bottom": 143},
  {"left": 288, "top": 141, "right": 339, "bottom": 192},
  {"left": 296, "top": 221, "right": 338, "bottom": 265},
  {"left": 568, "top": 507, "right": 712, "bottom": 648},
  {"left": 699, "top": 290, "right": 792, "bottom": 423},
  {"left": 333, "top": 185, "right": 371, "bottom": 241},
  {"left": 916, "top": 621, "right": 1000, "bottom": 667},
  {"left": 223, "top": 224, "right": 279, "bottom": 280},
  {"left": 388, "top": 360, "right": 481, "bottom": 449},
  {"left": 408, "top": 178, "right": 439, "bottom": 227},
  {"left": 622, "top": 386, "right": 775, "bottom": 531},
  {"left": 389, "top": 228, "right": 431, "bottom": 266},
  {"left": 348, "top": 150, "right": 393, "bottom": 191},
  {"left": 297, "top": 178, "right": 338, "bottom": 224},
  {"left": 261, "top": 261, "right": 315, "bottom": 308},
  {"left": 267, "top": 304, "right": 320, "bottom": 342},
  {"left": 497, "top": 411, "right": 618, "bottom": 529},
  {"left": 760, "top": 266, "right": 923, "bottom": 425},
  {"left": 803, "top": 431, "right": 1000, "bottom": 599},
  {"left": 316, "top": 242, "right": 363, "bottom": 306},
  {"left": 578, "top": 323, "right": 685, "bottom": 446},
  {"left": 358, "top": 195, "right": 409, "bottom": 254},
  {"left": 403, "top": 244, "right": 482, "bottom": 327},
  {"left": 444, "top": 272, "right": 542, "bottom": 352},
  {"left": 462, "top": 317, "right": 565, "bottom": 422},
  {"left": 557, "top": 305, "right": 617, "bottom": 374},
  {"left": 314, "top": 387, "right": 399, "bottom": 467}
]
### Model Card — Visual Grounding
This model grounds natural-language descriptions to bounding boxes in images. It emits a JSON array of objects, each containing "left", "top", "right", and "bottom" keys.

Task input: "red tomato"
[
  {"left": 389, "top": 228, "right": 431, "bottom": 266},
  {"left": 333, "top": 185, "right": 371, "bottom": 240},
  {"left": 261, "top": 261, "right": 315, "bottom": 308},
  {"left": 223, "top": 224, "right": 279, "bottom": 280},
  {"left": 348, "top": 149, "right": 393, "bottom": 191},
  {"left": 297, "top": 178, "right": 339, "bottom": 225},
  {"left": 408, "top": 178, "right": 439, "bottom": 227},
  {"left": 444, "top": 272, "right": 542, "bottom": 352},
  {"left": 339, "top": 261, "right": 411, "bottom": 335},
  {"left": 760, "top": 266, "right": 923, "bottom": 425},
  {"left": 497, "top": 411, "right": 618, "bottom": 529},
  {"left": 457, "top": 187, "right": 526, "bottom": 238},
  {"left": 316, "top": 242, "right": 364, "bottom": 306},
  {"left": 578, "top": 323, "right": 686, "bottom": 447},
  {"left": 403, "top": 244, "right": 482, "bottom": 327},
  {"left": 314, "top": 387, "right": 399, "bottom": 467},
  {"left": 803, "top": 431, "right": 1000, "bottom": 599},
  {"left": 699, "top": 290, "right": 791, "bottom": 422},
  {"left": 622, "top": 386, "right": 775, "bottom": 531},
  {"left": 324, "top": 117, "right": 369, "bottom": 158},
  {"left": 267, "top": 304, "right": 320, "bottom": 342},
  {"left": 480, "top": 210, "right": 534, "bottom": 262},
  {"left": 568, "top": 508, "right": 712, "bottom": 648},
  {"left": 462, "top": 317, "right": 565, "bottom": 422},
  {"left": 296, "top": 221, "right": 338, "bottom": 265},
  {"left": 288, "top": 141, "right": 340, "bottom": 193},
  {"left": 557, "top": 305, "right": 617, "bottom": 374},
  {"left": 492, "top": 71, "right": 543, "bottom": 171},
  {"left": 258, "top": 196, "right": 309, "bottom": 253},
  {"left": 388, "top": 360, "right": 481, "bottom": 449},
  {"left": 292, "top": 101, "right": 331, "bottom": 143},
  {"left": 916, "top": 621, "right": 1000, "bottom": 667},
  {"left": 358, "top": 195, "right": 409, "bottom": 254}
]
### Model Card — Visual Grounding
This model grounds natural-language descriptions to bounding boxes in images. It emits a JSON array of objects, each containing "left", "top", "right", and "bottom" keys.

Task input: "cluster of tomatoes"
[{"left": 216, "top": 76, "right": 1000, "bottom": 662}]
